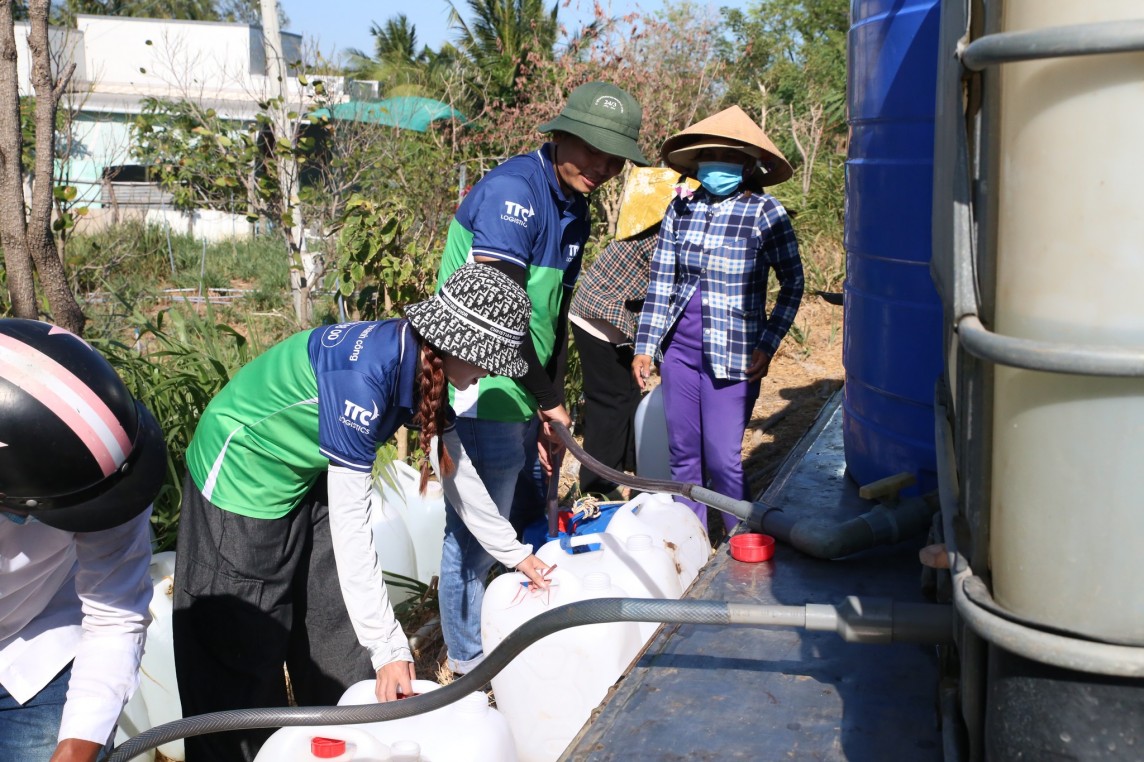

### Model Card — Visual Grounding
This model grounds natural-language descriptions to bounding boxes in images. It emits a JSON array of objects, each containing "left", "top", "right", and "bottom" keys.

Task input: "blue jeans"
[
  {"left": 0, "top": 662, "right": 112, "bottom": 762},
  {"left": 439, "top": 416, "right": 534, "bottom": 673},
  {"left": 510, "top": 420, "right": 547, "bottom": 539}
]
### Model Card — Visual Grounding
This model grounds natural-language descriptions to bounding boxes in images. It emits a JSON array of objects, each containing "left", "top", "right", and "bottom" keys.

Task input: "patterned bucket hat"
[{"left": 405, "top": 264, "right": 532, "bottom": 378}]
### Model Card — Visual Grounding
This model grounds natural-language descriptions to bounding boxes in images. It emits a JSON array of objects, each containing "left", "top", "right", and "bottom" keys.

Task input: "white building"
[{"left": 14, "top": 15, "right": 318, "bottom": 239}]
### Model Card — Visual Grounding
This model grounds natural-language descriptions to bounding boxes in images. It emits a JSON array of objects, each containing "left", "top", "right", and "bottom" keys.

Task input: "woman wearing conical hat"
[{"left": 631, "top": 106, "right": 805, "bottom": 536}]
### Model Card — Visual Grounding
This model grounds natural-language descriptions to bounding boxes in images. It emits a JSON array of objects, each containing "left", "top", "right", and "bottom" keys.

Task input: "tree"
[
  {"left": 0, "top": 0, "right": 85, "bottom": 332},
  {"left": 50, "top": 0, "right": 276, "bottom": 26},
  {"left": 448, "top": 0, "right": 558, "bottom": 108},
  {"left": 719, "top": 0, "right": 848, "bottom": 237},
  {"left": 344, "top": 15, "right": 441, "bottom": 98},
  {"left": 52, "top": 0, "right": 217, "bottom": 25}
]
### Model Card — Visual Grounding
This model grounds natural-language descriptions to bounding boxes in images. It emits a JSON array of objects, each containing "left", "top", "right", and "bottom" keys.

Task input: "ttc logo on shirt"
[
  {"left": 501, "top": 200, "right": 534, "bottom": 227},
  {"left": 340, "top": 399, "right": 377, "bottom": 433}
]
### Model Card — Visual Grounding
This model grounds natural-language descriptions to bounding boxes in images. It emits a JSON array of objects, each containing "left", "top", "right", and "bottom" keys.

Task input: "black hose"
[
  {"left": 110, "top": 599, "right": 736, "bottom": 761},
  {"left": 111, "top": 596, "right": 953, "bottom": 760},
  {"left": 546, "top": 445, "right": 563, "bottom": 538},
  {"left": 551, "top": 421, "right": 694, "bottom": 498}
]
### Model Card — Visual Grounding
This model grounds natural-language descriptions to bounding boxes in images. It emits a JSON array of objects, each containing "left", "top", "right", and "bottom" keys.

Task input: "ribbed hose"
[
  {"left": 549, "top": 421, "right": 745, "bottom": 510},
  {"left": 110, "top": 597, "right": 950, "bottom": 761},
  {"left": 553, "top": 421, "right": 937, "bottom": 558}
]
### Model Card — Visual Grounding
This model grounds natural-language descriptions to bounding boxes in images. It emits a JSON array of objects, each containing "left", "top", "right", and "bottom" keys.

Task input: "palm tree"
[
  {"left": 345, "top": 15, "right": 467, "bottom": 101},
  {"left": 447, "top": 0, "right": 559, "bottom": 107}
]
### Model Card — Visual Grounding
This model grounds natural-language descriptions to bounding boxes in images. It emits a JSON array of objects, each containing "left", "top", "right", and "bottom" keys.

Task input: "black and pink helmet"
[{"left": 0, "top": 318, "right": 167, "bottom": 532}]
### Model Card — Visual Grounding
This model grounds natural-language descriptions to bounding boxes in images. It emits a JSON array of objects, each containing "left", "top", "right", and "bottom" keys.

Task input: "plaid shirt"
[
  {"left": 634, "top": 188, "right": 804, "bottom": 379},
  {"left": 569, "top": 231, "right": 658, "bottom": 341}
]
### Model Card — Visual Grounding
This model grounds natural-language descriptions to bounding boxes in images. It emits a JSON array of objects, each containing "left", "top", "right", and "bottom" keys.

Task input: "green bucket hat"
[{"left": 538, "top": 82, "right": 649, "bottom": 166}]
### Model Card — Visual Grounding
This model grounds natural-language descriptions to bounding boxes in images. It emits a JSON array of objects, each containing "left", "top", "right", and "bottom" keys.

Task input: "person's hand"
[
  {"left": 746, "top": 349, "right": 772, "bottom": 383},
  {"left": 632, "top": 354, "right": 655, "bottom": 390},
  {"left": 515, "top": 554, "right": 553, "bottom": 590},
  {"left": 537, "top": 405, "right": 571, "bottom": 472},
  {"left": 373, "top": 659, "right": 417, "bottom": 702},
  {"left": 50, "top": 739, "right": 103, "bottom": 762}
]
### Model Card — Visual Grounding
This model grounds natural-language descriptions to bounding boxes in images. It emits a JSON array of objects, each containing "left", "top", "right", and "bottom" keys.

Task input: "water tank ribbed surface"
[{"left": 843, "top": 0, "right": 943, "bottom": 493}]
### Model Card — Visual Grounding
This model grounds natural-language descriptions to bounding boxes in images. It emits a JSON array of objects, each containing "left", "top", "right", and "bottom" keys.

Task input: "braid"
[{"left": 417, "top": 341, "right": 454, "bottom": 494}]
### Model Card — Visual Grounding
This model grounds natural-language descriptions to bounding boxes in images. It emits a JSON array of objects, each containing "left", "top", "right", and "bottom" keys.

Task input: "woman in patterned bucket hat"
[
  {"left": 405, "top": 262, "right": 530, "bottom": 379},
  {"left": 172, "top": 264, "right": 540, "bottom": 761}
]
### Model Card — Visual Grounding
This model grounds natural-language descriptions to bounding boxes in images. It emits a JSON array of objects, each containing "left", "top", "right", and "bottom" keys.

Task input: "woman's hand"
[
  {"left": 538, "top": 405, "right": 571, "bottom": 472},
  {"left": 515, "top": 554, "right": 552, "bottom": 590},
  {"left": 374, "top": 659, "right": 417, "bottom": 702},
  {"left": 746, "top": 349, "right": 772, "bottom": 383},
  {"left": 632, "top": 354, "right": 655, "bottom": 390}
]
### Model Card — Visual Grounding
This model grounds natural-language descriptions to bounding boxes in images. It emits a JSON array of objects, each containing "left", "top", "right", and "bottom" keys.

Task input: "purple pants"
[{"left": 661, "top": 290, "right": 759, "bottom": 533}]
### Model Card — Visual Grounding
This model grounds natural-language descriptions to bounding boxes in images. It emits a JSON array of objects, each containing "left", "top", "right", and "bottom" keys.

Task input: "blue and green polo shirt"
[
  {"left": 437, "top": 144, "right": 590, "bottom": 422},
  {"left": 185, "top": 319, "right": 419, "bottom": 518}
]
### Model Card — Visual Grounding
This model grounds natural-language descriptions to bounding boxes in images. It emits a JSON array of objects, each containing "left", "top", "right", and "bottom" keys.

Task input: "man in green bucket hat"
[{"left": 433, "top": 81, "right": 647, "bottom": 676}]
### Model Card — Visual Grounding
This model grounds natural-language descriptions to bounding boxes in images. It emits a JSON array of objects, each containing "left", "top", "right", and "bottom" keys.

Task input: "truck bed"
[{"left": 561, "top": 393, "right": 944, "bottom": 761}]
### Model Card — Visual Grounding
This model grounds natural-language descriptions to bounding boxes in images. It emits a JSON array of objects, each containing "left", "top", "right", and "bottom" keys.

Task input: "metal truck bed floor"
[{"left": 561, "top": 393, "right": 943, "bottom": 761}]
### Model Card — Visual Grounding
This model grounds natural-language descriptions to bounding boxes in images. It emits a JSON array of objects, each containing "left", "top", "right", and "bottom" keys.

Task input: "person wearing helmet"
[
  {"left": 432, "top": 81, "right": 647, "bottom": 676},
  {"left": 0, "top": 318, "right": 168, "bottom": 762},
  {"left": 172, "top": 264, "right": 545, "bottom": 762},
  {"left": 632, "top": 106, "right": 805, "bottom": 540}
]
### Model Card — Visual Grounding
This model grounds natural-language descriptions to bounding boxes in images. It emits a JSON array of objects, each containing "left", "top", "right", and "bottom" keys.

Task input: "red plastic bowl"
[{"left": 729, "top": 533, "right": 776, "bottom": 563}]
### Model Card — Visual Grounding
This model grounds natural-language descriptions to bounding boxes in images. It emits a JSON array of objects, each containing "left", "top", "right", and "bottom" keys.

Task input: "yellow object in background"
[{"left": 614, "top": 167, "right": 699, "bottom": 241}]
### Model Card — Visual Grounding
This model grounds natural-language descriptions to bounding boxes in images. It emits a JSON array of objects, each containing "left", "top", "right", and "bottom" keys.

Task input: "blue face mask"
[{"left": 696, "top": 161, "right": 744, "bottom": 196}]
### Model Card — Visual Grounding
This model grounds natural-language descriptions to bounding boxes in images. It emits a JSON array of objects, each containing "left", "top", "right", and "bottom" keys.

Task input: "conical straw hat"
[
  {"left": 660, "top": 105, "right": 793, "bottom": 186},
  {"left": 614, "top": 167, "right": 699, "bottom": 240}
]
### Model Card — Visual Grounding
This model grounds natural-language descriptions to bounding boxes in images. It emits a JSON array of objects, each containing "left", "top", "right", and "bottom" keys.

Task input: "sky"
[{"left": 278, "top": 0, "right": 749, "bottom": 64}]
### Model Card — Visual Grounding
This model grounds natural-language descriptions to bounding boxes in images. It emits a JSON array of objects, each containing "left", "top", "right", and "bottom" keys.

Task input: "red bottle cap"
[
  {"left": 729, "top": 533, "right": 776, "bottom": 563},
  {"left": 311, "top": 736, "right": 347, "bottom": 758}
]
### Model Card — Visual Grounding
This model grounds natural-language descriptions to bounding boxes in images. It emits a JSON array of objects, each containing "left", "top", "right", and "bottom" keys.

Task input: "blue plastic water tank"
[{"left": 843, "top": 0, "right": 944, "bottom": 494}]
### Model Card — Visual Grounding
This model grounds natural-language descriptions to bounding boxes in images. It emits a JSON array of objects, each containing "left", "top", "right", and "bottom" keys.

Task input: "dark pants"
[
  {"left": 572, "top": 323, "right": 642, "bottom": 496},
  {"left": 172, "top": 473, "right": 374, "bottom": 762}
]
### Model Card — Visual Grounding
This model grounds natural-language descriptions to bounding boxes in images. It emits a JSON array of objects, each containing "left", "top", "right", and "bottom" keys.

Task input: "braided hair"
[{"left": 415, "top": 335, "right": 455, "bottom": 494}]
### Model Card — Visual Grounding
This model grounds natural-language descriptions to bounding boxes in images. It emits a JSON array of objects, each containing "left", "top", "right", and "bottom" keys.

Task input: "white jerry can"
[
  {"left": 482, "top": 569, "right": 642, "bottom": 762},
  {"left": 136, "top": 550, "right": 185, "bottom": 761},
  {"left": 254, "top": 725, "right": 393, "bottom": 761},
  {"left": 605, "top": 491, "right": 711, "bottom": 590},
  {"left": 374, "top": 460, "right": 446, "bottom": 585},
  {"left": 332, "top": 679, "right": 516, "bottom": 762}
]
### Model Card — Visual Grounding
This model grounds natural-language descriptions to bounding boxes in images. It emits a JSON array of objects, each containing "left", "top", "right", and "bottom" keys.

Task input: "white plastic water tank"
[
  {"left": 482, "top": 569, "right": 642, "bottom": 762},
  {"left": 254, "top": 725, "right": 393, "bottom": 761},
  {"left": 989, "top": 0, "right": 1144, "bottom": 645},
  {"left": 604, "top": 492, "right": 710, "bottom": 590},
  {"left": 335, "top": 679, "right": 516, "bottom": 762}
]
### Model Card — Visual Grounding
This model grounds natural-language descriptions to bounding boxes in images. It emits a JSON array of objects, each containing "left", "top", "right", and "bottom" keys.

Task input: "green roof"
[{"left": 310, "top": 96, "right": 467, "bottom": 132}]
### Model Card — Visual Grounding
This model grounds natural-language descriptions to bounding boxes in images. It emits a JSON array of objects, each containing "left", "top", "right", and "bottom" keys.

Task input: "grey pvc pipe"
[
  {"left": 956, "top": 314, "right": 1144, "bottom": 377},
  {"left": 554, "top": 423, "right": 938, "bottom": 560},
  {"left": 961, "top": 19, "right": 1144, "bottom": 71},
  {"left": 110, "top": 596, "right": 951, "bottom": 761}
]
